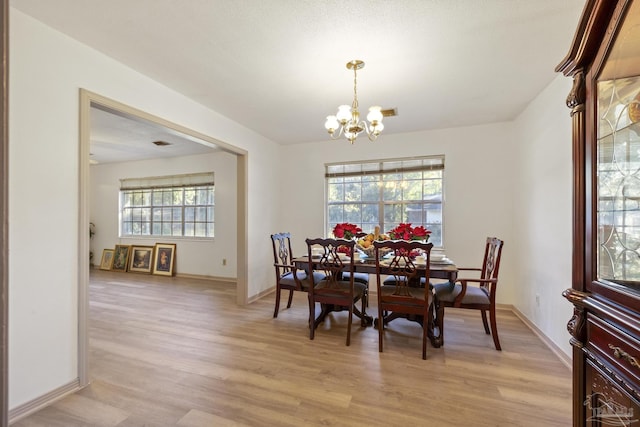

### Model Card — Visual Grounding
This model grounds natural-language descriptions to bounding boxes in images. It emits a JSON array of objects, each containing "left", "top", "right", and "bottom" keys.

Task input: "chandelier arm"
[
  {"left": 359, "top": 121, "right": 380, "bottom": 142},
  {"left": 328, "top": 125, "right": 345, "bottom": 140}
]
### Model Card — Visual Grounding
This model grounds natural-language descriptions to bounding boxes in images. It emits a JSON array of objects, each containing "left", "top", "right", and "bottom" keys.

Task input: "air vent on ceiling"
[
  {"left": 152, "top": 140, "right": 171, "bottom": 146},
  {"left": 381, "top": 108, "right": 397, "bottom": 117}
]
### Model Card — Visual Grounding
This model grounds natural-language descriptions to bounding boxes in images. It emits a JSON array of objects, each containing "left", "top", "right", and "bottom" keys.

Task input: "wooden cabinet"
[{"left": 557, "top": 0, "right": 640, "bottom": 425}]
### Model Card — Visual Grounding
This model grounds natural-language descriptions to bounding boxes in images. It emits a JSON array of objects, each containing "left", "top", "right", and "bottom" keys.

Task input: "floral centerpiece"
[
  {"left": 332, "top": 222, "right": 362, "bottom": 240},
  {"left": 387, "top": 223, "right": 431, "bottom": 258},
  {"left": 332, "top": 223, "right": 361, "bottom": 257},
  {"left": 387, "top": 223, "right": 431, "bottom": 241}
]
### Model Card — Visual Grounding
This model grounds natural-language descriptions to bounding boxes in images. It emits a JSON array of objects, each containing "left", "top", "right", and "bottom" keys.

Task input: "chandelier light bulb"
[
  {"left": 336, "top": 105, "right": 352, "bottom": 124},
  {"left": 367, "top": 106, "right": 383, "bottom": 124},
  {"left": 325, "top": 115, "right": 339, "bottom": 133}
]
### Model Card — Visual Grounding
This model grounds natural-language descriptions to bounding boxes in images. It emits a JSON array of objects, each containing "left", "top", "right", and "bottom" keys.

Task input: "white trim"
[
  {"left": 78, "top": 91, "right": 91, "bottom": 386},
  {"left": 8, "top": 379, "right": 80, "bottom": 424},
  {"left": 508, "top": 304, "right": 572, "bottom": 370},
  {"left": 174, "top": 272, "right": 237, "bottom": 284}
]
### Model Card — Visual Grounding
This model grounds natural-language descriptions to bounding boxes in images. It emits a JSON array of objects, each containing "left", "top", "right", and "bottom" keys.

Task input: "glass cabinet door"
[{"left": 597, "top": 1, "right": 640, "bottom": 286}]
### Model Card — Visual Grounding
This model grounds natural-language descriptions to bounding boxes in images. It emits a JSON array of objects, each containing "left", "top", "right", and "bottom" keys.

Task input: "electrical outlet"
[{"left": 222, "top": 258, "right": 227, "bottom": 266}]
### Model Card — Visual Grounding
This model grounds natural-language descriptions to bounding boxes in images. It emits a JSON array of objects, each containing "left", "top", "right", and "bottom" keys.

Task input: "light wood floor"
[{"left": 13, "top": 270, "right": 572, "bottom": 426}]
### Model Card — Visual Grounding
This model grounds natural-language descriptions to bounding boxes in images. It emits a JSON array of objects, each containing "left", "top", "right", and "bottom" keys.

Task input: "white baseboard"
[
  {"left": 9, "top": 378, "right": 81, "bottom": 424},
  {"left": 175, "top": 272, "right": 236, "bottom": 284},
  {"left": 249, "top": 285, "right": 276, "bottom": 304},
  {"left": 507, "top": 304, "right": 572, "bottom": 370}
]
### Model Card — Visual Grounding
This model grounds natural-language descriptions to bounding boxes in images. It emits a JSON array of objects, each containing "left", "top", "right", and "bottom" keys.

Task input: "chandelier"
[{"left": 324, "top": 60, "right": 384, "bottom": 144}]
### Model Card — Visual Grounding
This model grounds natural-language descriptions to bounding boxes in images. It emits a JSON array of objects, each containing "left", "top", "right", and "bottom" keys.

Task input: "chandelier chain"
[{"left": 352, "top": 65, "right": 359, "bottom": 110}]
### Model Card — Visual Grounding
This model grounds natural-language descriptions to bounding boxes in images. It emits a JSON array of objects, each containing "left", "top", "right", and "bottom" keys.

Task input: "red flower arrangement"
[
  {"left": 387, "top": 223, "right": 431, "bottom": 241},
  {"left": 336, "top": 245, "right": 352, "bottom": 257},
  {"left": 332, "top": 222, "right": 362, "bottom": 240}
]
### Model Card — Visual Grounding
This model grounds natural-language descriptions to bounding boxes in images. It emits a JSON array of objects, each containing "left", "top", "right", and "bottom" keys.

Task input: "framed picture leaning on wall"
[
  {"left": 129, "top": 245, "right": 154, "bottom": 274},
  {"left": 112, "top": 244, "right": 131, "bottom": 272},
  {"left": 152, "top": 243, "right": 176, "bottom": 276},
  {"left": 99, "top": 249, "right": 114, "bottom": 270}
]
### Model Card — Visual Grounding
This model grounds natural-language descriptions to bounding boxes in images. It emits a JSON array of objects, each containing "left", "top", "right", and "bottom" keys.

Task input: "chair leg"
[
  {"left": 366, "top": 285, "right": 370, "bottom": 307},
  {"left": 422, "top": 314, "right": 428, "bottom": 360},
  {"left": 286, "top": 289, "right": 294, "bottom": 308},
  {"left": 489, "top": 307, "right": 502, "bottom": 351},
  {"left": 346, "top": 304, "right": 353, "bottom": 346},
  {"left": 377, "top": 302, "right": 384, "bottom": 353},
  {"left": 436, "top": 305, "right": 445, "bottom": 346},
  {"left": 481, "top": 309, "right": 490, "bottom": 334},
  {"left": 308, "top": 296, "right": 315, "bottom": 340},
  {"left": 273, "top": 286, "right": 281, "bottom": 318},
  {"left": 360, "top": 294, "right": 368, "bottom": 327}
]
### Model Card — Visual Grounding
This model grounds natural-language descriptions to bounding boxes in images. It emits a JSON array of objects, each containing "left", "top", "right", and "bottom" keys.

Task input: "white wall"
[
  {"left": 90, "top": 151, "right": 237, "bottom": 278},
  {"left": 512, "top": 74, "right": 574, "bottom": 356},
  {"left": 9, "top": 9, "right": 279, "bottom": 409},
  {"left": 280, "top": 123, "right": 518, "bottom": 301}
]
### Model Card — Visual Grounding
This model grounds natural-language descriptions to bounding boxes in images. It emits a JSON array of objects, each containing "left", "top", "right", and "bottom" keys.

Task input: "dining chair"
[
  {"left": 374, "top": 239, "right": 434, "bottom": 359},
  {"left": 271, "top": 232, "right": 325, "bottom": 318},
  {"left": 305, "top": 237, "right": 368, "bottom": 346},
  {"left": 433, "top": 237, "right": 504, "bottom": 350},
  {"left": 343, "top": 232, "right": 369, "bottom": 288}
]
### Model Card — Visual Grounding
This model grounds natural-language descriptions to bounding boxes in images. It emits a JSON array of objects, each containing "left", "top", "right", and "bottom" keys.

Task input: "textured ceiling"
[
  {"left": 90, "top": 106, "right": 217, "bottom": 164},
  {"left": 12, "top": 0, "right": 585, "bottom": 151}
]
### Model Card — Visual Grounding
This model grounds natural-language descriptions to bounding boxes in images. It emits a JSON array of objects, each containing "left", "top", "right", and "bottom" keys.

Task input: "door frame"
[
  {"left": 1, "top": 0, "right": 8, "bottom": 425},
  {"left": 78, "top": 89, "right": 248, "bottom": 385}
]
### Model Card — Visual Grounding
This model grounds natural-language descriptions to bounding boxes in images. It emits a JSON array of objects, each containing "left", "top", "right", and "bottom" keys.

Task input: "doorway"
[{"left": 78, "top": 89, "right": 248, "bottom": 386}]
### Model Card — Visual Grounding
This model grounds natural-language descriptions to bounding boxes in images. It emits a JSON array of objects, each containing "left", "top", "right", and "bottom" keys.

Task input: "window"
[
  {"left": 326, "top": 156, "right": 444, "bottom": 246},
  {"left": 120, "top": 173, "right": 214, "bottom": 238}
]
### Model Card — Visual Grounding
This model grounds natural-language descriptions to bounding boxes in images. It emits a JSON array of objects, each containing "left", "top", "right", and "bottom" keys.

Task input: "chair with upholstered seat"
[
  {"left": 271, "top": 232, "right": 325, "bottom": 318},
  {"left": 374, "top": 239, "right": 434, "bottom": 359},
  {"left": 304, "top": 237, "right": 368, "bottom": 346},
  {"left": 433, "top": 237, "right": 504, "bottom": 350}
]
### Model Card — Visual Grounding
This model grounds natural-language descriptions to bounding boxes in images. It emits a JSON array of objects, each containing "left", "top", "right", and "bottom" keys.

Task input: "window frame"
[
  {"left": 119, "top": 173, "right": 215, "bottom": 239},
  {"left": 325, "top": 156, "right": 444, "bottom": 247}
]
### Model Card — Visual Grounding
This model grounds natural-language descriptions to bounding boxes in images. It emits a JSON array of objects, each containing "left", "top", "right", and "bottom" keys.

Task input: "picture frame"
[
  {"left": 152, "top": 243, "right": 176, "bottom": 276},
  {"left": 128, "top": 245, "right": 154, "bottom": 274},
  {"left": 99, "top": 249, "right": 115, "bottom": 270},
  {"left": 112, "top": 244, "right": 132, "bottom": 272}
]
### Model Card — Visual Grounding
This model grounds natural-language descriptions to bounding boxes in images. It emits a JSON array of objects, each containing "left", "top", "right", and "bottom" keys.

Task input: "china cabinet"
[{"left": 557, "top": 0, "right": 640, "bottom": 425}]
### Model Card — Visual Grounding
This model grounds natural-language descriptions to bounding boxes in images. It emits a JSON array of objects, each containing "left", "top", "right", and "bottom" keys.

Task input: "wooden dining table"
[{"left": 292, "top": 255, "right": 458, "bottom": 348}]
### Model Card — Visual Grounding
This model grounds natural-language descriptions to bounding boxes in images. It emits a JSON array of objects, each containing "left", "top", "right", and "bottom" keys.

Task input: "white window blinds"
[{"left": 120, "top": 172, "right": 214, "bottom": 190}]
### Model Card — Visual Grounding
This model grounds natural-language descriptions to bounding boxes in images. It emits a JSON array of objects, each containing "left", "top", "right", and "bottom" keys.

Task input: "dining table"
[{"left": 292, "top": 254, "right": 458, "bottom": 348}]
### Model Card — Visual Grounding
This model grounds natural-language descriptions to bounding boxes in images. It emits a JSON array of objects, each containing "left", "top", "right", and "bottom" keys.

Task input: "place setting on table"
[
  {"left": 331, "top": 223, "right": 457, "bottom": 281},
  {"left": 296, "top": 222, "right": 457, "bottom": 280}
]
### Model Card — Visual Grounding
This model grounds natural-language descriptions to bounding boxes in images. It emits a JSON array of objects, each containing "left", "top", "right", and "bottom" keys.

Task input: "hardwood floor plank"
[
  {"left": 12, "top": 270, "right": 572, "bottom": 426},
  {"left": 177, "top": 409, "right": 250, "bottom": 427}
]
